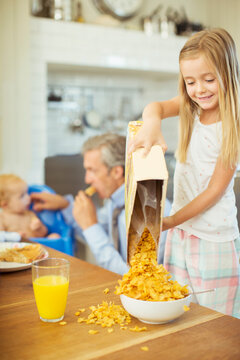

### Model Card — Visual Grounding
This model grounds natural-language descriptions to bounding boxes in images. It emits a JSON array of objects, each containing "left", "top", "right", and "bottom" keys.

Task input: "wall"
[
  {"left": 0, "top": 0, "right": 31, "bottom": 178},
  {"left": 207, "top": 0, "right": 240, "bottom": 54}
]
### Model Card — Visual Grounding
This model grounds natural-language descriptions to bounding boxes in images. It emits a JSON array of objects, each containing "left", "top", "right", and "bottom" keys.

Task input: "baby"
[{"left": 0, "top": 174, "right": 60, "bottom": 239}]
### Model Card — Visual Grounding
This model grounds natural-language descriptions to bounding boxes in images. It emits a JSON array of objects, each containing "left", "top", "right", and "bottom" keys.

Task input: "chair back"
[{"left": 28, "top": 184, "right": 73, "bottom": 255}]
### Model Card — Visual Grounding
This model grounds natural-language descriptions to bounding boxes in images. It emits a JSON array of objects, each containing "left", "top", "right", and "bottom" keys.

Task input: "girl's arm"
[
  {"left": 163, "top": 158, "right": 237, "bottom": 231},
  {"left": 128, "top": 96, "right": 180, "bottom": 155}
]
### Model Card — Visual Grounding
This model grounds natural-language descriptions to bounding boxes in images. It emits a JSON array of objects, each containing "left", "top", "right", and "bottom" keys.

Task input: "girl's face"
[
  {"left": 6, "top": 182, "right": 31, "bottom": 214},
  {"left": 180, "top": 54, "right": 219, "bottom": 113}
]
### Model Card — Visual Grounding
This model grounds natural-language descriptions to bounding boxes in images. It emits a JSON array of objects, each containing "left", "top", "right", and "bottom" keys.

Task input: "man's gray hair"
[{"left": 82, "top": 133, "right": 126, "bottom": 171}]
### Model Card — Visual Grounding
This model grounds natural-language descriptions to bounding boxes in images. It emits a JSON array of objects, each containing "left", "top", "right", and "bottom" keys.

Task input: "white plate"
[{"left": 0, "top": 242, "right": 48, "bottom": 273}]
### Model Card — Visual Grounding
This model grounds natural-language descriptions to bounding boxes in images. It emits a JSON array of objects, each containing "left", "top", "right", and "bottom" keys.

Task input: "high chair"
[{"left": 28, "top": 184, "right": 74, "bottom": 255}]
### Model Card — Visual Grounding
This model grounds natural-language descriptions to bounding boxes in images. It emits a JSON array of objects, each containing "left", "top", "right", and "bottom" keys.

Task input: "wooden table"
[{"left": 1, "top": 247, "right": 240, "bottom": 360}]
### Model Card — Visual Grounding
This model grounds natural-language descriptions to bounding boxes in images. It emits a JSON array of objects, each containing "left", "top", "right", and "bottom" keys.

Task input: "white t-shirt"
[{"left": 171, "top": 118, "right": 239, "bottom": 242}]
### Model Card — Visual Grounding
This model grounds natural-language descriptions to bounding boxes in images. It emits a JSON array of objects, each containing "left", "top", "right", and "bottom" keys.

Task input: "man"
[
  {"left": 31, "top": 133, "right": 171, "bottom": 275},
  {"left": 31, "top": 133, "right": 129, "bottom": 275}
]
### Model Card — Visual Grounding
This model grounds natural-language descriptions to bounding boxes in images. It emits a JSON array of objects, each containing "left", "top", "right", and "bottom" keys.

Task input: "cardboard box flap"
[{"left": 132, "top": 146, "right": 168, "bottom": 181}]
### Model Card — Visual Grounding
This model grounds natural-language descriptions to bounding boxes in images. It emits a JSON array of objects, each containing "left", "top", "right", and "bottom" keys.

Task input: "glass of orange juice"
[{"left": 32, "top": 258, "right": 70, "bottom": 322}]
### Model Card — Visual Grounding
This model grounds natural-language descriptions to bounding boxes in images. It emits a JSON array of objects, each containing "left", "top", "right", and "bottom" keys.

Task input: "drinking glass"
[{"left": 32, "top": 258, "right": 70, "bottom": 322}]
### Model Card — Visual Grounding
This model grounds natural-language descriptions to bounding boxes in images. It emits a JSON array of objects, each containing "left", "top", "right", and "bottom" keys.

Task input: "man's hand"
[
  {"left": 30, "top": 192, "right": 69, "bottom": 211},
  {"left": 73, "top": 191, "right": 97, "bottom": 230}
]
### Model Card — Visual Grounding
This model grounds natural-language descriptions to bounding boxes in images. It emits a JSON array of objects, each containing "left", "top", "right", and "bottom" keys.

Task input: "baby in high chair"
[{"left": 0, "top": 174, "right": 60, "bottom": 239}]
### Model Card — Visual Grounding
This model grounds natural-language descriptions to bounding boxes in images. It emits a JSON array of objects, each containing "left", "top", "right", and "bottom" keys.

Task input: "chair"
[
  {"left": 28, "top": 184, "right": 74, "bottom": 256},
  {"left": 44, "top": 153, "right": 103, "bottom": 208}
]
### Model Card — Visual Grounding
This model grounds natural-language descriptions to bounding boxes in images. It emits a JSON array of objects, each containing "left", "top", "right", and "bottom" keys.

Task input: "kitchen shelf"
[
  {"left": 48, "top": 83, "right": 143, "bottom": 92},
  {"left": 31, "top": 17, "right": 187, "bottom": 75},
  {"left": 47, "top": 101, "right": 79, "bottom": 110}
]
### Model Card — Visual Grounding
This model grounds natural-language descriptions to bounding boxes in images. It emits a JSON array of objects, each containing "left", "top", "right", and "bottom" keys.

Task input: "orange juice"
[{"left": 33, "top": 275, "right": 69, "bottom": 320}]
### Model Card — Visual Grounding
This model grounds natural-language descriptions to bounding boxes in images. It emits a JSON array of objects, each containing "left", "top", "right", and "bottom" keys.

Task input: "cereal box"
[{"left": 125, "top": 121, "right": 168, "bottom": 263}]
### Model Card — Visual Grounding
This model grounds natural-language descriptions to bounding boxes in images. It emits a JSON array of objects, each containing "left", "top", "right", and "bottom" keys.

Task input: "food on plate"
[
  {"left": 115, "top": 228, "right": 189, "bottom": 301},
  {"left": 84, "top": 186, "right": 96, "bottom": 197},
  {"left": 0, "top": 244, "right": 44, "bottom": 264}
]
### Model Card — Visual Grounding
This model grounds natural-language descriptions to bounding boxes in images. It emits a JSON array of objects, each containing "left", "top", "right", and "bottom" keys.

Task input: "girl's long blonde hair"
[{"left": 176, "top": 28, "right": 240, "bottom": 168}]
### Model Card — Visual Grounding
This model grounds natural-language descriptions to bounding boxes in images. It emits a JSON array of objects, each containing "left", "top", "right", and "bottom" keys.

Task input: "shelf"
[
  {"left": 47, "top": 101, "right": 79, "bottom": 110},
  {"left": 30, "top": 17, "right": 187, "bottom": 75}
]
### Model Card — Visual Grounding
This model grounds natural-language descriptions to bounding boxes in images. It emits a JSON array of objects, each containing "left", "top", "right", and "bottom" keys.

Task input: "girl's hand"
[
  {"left": 128, "top": 118, "right": 168, "bottom": 156},
  {"left": 128, "top": 97, "right": 179, "bottom": 156}
]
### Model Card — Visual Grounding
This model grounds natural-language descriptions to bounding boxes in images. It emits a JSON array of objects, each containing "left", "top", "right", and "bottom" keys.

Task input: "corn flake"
[
  {"left": 120, "top": 326, "right": 127, "bottom": 330},
  {"left": 130, "top": 326, "right": 147, "bottom": 332},
  {"left": 77, "top": 317, "right": 85, "bottom": 323},
  {"left": 115, "top": 228, "right": 189, "bottom": 302},
  {"left": 141, "top": 346, "right": 149, "bottom": 351}
]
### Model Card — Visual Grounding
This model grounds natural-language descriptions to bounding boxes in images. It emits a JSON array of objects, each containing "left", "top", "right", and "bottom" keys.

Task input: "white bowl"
[{"left": 120, "top": 294, "right": 192, "bottom": 324}]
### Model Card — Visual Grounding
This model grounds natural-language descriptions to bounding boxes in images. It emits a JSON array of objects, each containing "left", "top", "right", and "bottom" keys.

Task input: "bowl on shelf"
[{"left": 120, "top": 293, "right": 192, "bottom": 324}]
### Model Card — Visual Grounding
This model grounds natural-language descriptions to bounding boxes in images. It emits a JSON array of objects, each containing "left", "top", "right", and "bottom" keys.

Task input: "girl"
[{"left": 129, "top": 28, "right": 240, "bottom": 318}]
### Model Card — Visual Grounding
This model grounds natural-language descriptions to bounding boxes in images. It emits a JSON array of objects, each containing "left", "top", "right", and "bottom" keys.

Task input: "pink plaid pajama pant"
[{"left": 164, "top": 228, "right": 240, "bottom": 318}]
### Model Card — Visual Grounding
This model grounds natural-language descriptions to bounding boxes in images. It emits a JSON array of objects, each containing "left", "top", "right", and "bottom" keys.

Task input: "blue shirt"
[
  {"left": 62, "top": 184, "right": 129, "bottom": 275},
  {"left": 62, "top": 184, "right": 171, "bottom": 275}
]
